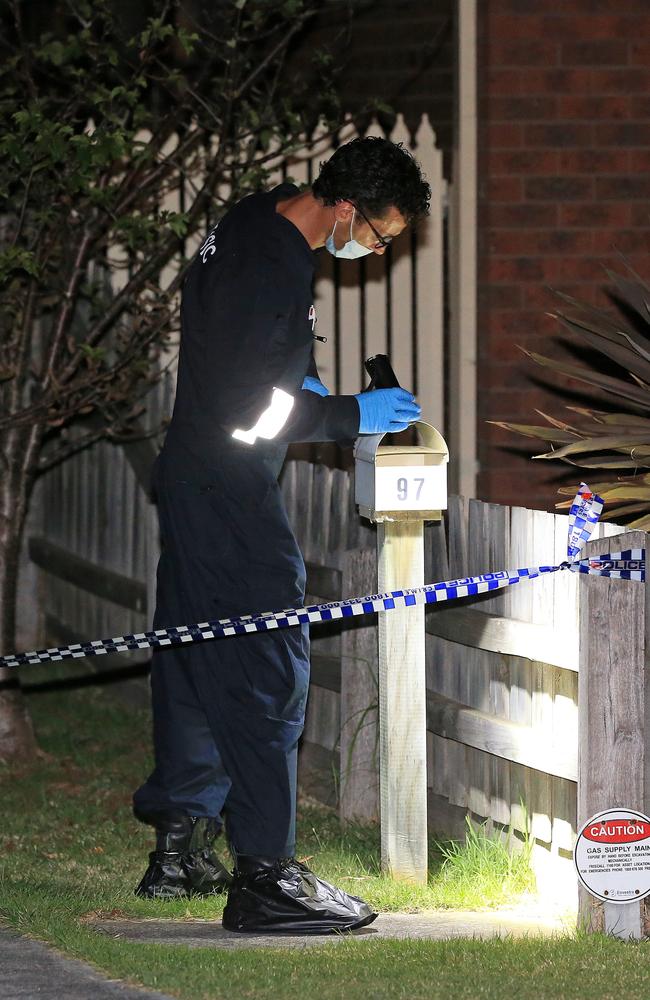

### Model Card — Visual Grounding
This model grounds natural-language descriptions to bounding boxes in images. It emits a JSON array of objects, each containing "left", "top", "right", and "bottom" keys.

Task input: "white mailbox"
[{"left": 354, "top": 421, "right": 449, "bottom": 523}]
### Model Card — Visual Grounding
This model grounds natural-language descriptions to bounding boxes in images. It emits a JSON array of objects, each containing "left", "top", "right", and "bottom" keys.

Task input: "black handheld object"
[{"left": 364, "top": 354, "right": 401, "bottom": 390}]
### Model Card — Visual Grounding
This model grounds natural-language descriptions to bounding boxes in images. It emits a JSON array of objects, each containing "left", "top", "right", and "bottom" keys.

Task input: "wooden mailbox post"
[
  {"left": 578, "top": 529, "right": 649, "bottom": 938},
  {"left": 354, "top": 423, "right": 449, "bottom": 883}
]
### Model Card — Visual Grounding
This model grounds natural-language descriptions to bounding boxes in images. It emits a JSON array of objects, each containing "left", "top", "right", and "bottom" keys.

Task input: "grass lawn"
[{"left": 1, "top": 663, "right": 650, "bottom": 999}]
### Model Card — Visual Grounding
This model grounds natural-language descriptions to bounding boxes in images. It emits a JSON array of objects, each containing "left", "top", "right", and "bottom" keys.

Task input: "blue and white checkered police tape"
[
  {"left": 0, "top": 483, "right": 644, "bottom": 670},
  {"left": 570, "top": 550, "right": 645, "bottom": 581},
  {"left": 566, "top": 482, "right": 603, "bottom": 559}
]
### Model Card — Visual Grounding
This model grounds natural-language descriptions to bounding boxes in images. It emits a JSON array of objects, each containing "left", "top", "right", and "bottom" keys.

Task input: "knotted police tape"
[{"left": 1, "top": 483, "right": 644, "bottom": 671}]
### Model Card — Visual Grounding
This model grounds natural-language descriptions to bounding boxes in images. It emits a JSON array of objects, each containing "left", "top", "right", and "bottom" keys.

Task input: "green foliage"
[
  {"left": 0, "top": 247, "right": 40, "bottom": 281},
  {"left": 138, "top": 16, "right": 175, "bottom": 48},
  {"left": 78, "top": 343, "right": 107, "bottom": 362},
  {"left": 495, "top": 262, "right": 650, "bottom": 525},
  {"left": 0, "top": 0, "right": 342, "bottom": 461}
]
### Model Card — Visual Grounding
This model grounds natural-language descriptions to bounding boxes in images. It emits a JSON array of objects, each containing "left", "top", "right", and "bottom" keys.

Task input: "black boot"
[
  {"left": 135, "top": 812, "right": 232, "bottom": 899},
  {"left": 222, "top": 855, "right": 378, "bottom": 934}
]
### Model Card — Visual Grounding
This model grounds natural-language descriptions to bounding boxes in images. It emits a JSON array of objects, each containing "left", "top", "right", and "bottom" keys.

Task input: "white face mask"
[{"left": 325, "top": 209, "right": 373, "bottom": 259}]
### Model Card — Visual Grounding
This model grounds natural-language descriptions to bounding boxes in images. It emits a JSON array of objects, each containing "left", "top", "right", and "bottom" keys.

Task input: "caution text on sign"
[{"left": 574, "top": 808, "right": 650, "bottom": 903}]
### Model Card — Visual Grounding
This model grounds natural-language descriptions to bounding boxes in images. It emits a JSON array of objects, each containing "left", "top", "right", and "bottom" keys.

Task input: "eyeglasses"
[{"left": 352, "top": 204, "right": 393, "bottom": 249}]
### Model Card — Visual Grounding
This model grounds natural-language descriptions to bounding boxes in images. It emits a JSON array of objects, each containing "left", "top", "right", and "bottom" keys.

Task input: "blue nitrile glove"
[
  {"left": 302, "top": 376, "right": 330, "bottom": 397},
  {"left": 354, "top": 387, "right": 421, "bottom": 434}
]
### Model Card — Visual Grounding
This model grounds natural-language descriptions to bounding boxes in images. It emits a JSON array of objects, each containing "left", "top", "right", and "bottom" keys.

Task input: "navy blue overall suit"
[{"left": 133, "top": 184, "right": 359, "bottom": 858}]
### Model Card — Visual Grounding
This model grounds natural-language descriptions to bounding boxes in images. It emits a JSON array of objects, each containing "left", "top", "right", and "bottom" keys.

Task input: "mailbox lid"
[
  {"left": 353, "top": 422, "right": 449, "bottom": 467},
  {"left": 376, "top": 445, "right": 442, "bottom": 467}
]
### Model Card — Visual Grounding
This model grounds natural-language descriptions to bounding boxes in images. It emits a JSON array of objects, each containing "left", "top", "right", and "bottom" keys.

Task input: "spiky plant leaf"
[
  {"left": 625, "top": 514, "right": 650, "bottom": 529},
  {"left": 503, "top": 260, "right": 650, "bottom": 520},
  {"left": 489, "top": 420, "right": 579, "bottom": 445},
  {"left": 568, "top": 410, "right": 650, "bottom": 428},
  {"left": 605, "top": 269, "right": 650, "bottom": 317},
  {"left": 553, "top": 308, "right": 634, "bottom": 350},
  {"left": 599, "top": 503, "right": 650, "bottom": 517},
  {"left": 553, "top": 289, "right": 633, "bottom": 333},
  {"left": 522, "top": 350, "right": 650, "bottom": 408},
  {"left": 552, "top": 316, "right": 650, "bottom": 383},
  {"left": 534, "top": 410, "right": 581, "bottom": 432},
  {"left": 535, "top": 433, "right": 650, "bottom": 461},
  {"left": 562, "top": 457, "right": 650, "bottom": 469}
]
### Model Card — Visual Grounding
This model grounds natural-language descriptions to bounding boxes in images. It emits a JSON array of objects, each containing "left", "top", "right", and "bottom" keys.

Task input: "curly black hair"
[{"left": 312, "top": 136, "right": 430, "bottom": 222}]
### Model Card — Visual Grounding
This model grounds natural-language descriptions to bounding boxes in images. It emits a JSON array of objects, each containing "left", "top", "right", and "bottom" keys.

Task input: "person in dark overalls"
[{"left": 133, "top": 137, "right": 430, "bottom": 933}]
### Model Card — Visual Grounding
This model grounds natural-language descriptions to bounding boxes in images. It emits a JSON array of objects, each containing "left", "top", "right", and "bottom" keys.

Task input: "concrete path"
[
  {"left": 92, "top": 906, "right": 572, "bottom": 951},
  {"left": 0, "top": 904, "right": 572, "bottom": 998},
  {"left": 0, "top": 924, "right": 174, "bottom": 1000}
]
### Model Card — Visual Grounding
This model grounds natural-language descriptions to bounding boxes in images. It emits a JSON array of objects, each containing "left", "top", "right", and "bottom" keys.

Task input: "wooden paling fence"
[
  {"left": 423, "top": 498, "right": 625, "bottom": 902},
  {"left": 28, "top": 455, "right": 632, "bottom": 904},
  {"left": 290, "top": 466, "right": 627, "bottom": 902}
]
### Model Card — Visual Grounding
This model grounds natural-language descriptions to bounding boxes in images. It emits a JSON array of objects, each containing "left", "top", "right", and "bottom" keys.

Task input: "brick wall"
[{"left": 477, "top": 1, "right": 650, "bottom": 509}]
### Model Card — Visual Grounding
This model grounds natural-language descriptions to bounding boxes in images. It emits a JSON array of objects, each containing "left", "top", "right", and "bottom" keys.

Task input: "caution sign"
[{"left": 574, "top": 808, "right": 650, "bottom": 903}]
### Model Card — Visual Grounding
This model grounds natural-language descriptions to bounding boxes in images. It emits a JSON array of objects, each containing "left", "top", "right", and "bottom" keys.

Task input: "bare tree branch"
[
  {"left": 234, "top": 9, "right": 317, "bottom": 101},
  {"left": 10, "top": 166, "right": 35, "bottom": 250},
  {"left": 42, "top": 228, "right": 96, "bottom": 389},
  {"left": 113, "top": 127, "right": 206, "bottom": 219},
  {"left": 37, "top": 427, "right": 108, "bottom": 473}
]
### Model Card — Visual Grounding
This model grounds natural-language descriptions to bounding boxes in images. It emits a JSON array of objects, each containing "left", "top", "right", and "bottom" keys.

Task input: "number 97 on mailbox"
[{"left": 354, "top": 422, "right": 449, "bottom": 523}]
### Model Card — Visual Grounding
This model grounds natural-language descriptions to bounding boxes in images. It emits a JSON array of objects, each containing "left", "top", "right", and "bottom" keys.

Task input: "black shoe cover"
[
  {"left": 136, "top": 850, "right": 192, "bottom": 899},
  {"left": 184, "top": 818, "right": 232, "bottom": 895},
  {"left": 222, "top": 858, "right": 378, "bottom": 934},
  {"left": 134, "top": 815, "right": 232, "bottom": 899}
]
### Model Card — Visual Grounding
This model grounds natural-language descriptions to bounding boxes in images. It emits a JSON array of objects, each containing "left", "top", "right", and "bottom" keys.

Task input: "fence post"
[
  {"left": 377, "top": 520, "right": 428, "bottom": 884},
  {"left": 578, "top": 529, "right": 649, "bottom": 938},
  {"left": 340, "top": 548, "right": 379, "bottom": 822}
]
